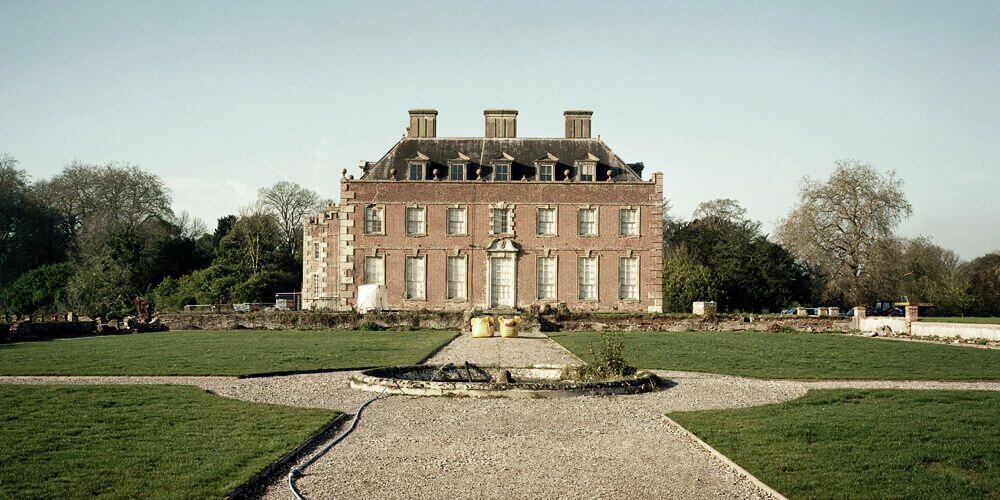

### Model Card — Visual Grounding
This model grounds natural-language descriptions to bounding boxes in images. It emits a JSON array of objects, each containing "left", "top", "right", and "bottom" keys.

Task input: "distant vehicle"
[
  {"left": 866, "top": 296, "right": 934, "bottom": 317},
  {"left": 841, "top": 308, "right": 855, "bottom": 317},
  {"left": 781, "top": 307, "right": 798, "bottom": 315}
]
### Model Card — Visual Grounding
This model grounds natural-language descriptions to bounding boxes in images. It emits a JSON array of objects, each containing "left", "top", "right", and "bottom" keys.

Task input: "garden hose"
[{"left": 287, "top": 377, "right": 394, "bottom": 500}]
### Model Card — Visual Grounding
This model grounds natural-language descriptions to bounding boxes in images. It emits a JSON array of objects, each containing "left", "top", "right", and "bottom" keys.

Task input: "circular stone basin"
[{"left": 349, "top": 364, "right": 659, "bottom": 399}]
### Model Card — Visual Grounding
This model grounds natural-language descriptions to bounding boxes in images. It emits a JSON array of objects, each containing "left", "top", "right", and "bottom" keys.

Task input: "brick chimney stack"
[
  {"left": 564, "top": 110, "right": 593, "bottom": 139},
  {"left": 484, "top": 109, "right": 517, "bottom": 138},
  {"left": 407, "top": 109, "right": 437, "bottom": 138}
]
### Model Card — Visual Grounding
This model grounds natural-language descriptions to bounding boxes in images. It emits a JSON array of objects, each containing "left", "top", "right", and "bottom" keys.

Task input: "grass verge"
[
  {"left": 0, "top": 329, "right": 458, "bottom": 376},
  {"left": 549, "top": 330, "right": 1000, "bottom": 380},
  {"left": 669, "top": 389, "right": 1000, "bottom": 499},
  {"left": 0, "top": 384, "right": 337, "bottom": 499}
]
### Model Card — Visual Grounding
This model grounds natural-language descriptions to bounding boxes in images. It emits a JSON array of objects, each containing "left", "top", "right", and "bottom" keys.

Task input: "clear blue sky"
[{"left": 2, "top": 1, "right": 997, "bottom": 258}]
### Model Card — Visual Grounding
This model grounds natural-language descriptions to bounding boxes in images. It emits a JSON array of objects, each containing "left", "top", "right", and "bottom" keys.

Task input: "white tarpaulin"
[{"left": 357, "top": 284, "right": 388, "bottom": 313}]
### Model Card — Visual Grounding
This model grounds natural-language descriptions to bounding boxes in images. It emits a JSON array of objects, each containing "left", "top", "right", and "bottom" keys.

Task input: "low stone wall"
[
  {"left": 856, "top": 316, "right": 1000, "bottom": 341},
  {"left": 2, "top": 321, "right": 97, "bottom": 343},
  {"left": 159, "top": 310, "right": 468, "bottom": 331},
  {"left": 544, "top": 314, "right": 849, "bottom": 333},
  {"left": 160, "top": 310, "right": 851, "bottom": 333},
  {"left": 913, "top": 322, "right": 1000, "bottom": 341}
]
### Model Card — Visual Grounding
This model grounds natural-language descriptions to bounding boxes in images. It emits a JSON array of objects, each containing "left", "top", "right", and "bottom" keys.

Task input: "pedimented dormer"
[
  {"left": 406, "top": 152, "right": 430, "bottom": 180},
  {"left": 448, "top": 152, "right": 470, "bottom": 181},
  {"left": 491, "top": 152, "right": 515, "bottom": 181},
  {"left": 535, "top": 152, "right": 558, "bottom": 182},
  {"left": 575, "top": 152, "right": 600, "bottom": 182}
]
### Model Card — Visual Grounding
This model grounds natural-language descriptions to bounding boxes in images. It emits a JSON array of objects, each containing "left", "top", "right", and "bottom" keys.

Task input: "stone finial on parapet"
[
  {"left": 828, "top": 307, "right": 840, "bottom": 316},
  {"left": 796, "top": 307, "right": 808, "bottom": 316},
  {"left": 817, "top": 307, "right": 828, "bottom": 317},
  {"left": 692, "top": 301, "right": 717, "bottom": 317}
]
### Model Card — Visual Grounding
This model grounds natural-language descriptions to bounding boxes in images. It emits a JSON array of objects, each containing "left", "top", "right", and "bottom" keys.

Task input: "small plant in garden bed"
[{"left": 564, "top": 330, "right": 637, "bottom": 381}]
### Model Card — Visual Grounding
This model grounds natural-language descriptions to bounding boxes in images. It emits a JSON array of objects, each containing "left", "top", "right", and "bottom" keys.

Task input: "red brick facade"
[{"left": 302, "top": 109, "right": 664, "bottom": 312}]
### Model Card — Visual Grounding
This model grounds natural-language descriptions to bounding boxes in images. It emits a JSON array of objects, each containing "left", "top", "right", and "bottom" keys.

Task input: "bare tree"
[
  {"left": 35, "top": 160, "right": 172, "bottom": 237},
  {"left": 174, "top": 210, "right": 208, "bottom": 239},
  {"left": 776, "top": 159, "right": 912, "bottom": 304},
  {"left": 693, "top": 199, "right": 747, "bottom": 223},
  {"left": 256, "top": 181, "right": 325, "bottom": 258}
]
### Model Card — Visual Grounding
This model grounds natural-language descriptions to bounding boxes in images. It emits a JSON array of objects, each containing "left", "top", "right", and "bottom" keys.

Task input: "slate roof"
[{"left": 360, "top": 138, "right": 644, "bottom": 182}]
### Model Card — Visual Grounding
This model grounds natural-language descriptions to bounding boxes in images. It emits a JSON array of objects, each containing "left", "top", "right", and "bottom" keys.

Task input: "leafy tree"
[
  {"left": 662, "top": 256, "right": 719, "bottom": 312},
  {"left": 966, "top": 253, "right": 1000, "bottom": 317},
  {"left": 215, "top": 208, "right": 283, "bottom": 273},
  {"left": 1, "top": 262, "right": 74, "bottom": 314},
  {"left": 665, "top": 201, "right": 812, "bottom": 313},
  {"left": 0, "top": 153, "right": 72, "bottom": 287},
  {"left": 776, "top": 159, "right": 912, "bottom": 305}
]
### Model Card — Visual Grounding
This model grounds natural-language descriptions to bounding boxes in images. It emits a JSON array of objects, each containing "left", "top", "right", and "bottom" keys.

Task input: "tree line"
[
  {"left": 2, "top": 153, "right": 997, "bottom": 318},
  {"left": 662, "top": 160, "right": 1000, "bottom": 316},
  {"left": 0, "top": 153, "right": 324, "bottom": 319}
]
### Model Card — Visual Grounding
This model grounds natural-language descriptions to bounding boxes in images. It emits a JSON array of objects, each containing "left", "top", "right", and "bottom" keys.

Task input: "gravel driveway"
[{"left": 4, "top": 332, "right": 1000, "bottom": 499}]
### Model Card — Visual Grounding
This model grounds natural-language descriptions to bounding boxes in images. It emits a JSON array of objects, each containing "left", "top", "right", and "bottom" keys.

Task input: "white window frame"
[
  {"left": 404, "top": 255, "right": 426, "bottom": 300},
  {"left": 447, "top": 206, "right": 467, "bottom": 235},
  {"left": 449, "top": 163, "right": 466, "bottom": 181},
  {"left": 536, "top": 206, "right": 557, "bottom": 236},
  {"left": 537, "top": 163, "right": 554, "bottom": 181},
  {"left": 312, "top": 242, "right": 321, "bottom": 259},
  {"left": 619, "top": 208, "right": 639, "bottom": 237},
  {"left": 364, "top": 255, "right": 385, "bottom": 285},
  {"left": 364, "top": 206, "right": 384, "bottom": 235},
  {"left": 405, "top": 206, "right": 426, "bottom": 236},
  {"left": 578, "top": 207, "right": 598, "bottom": 236},
  {"left": 446, "top": 255, "right": 468, "bottom": 300},
  {"left": 493, "top": 163, "right": 510, "bottom": 181},
  {"left": 619, "top": 256, "right": 639, "bottom": 300},
  {"left": 491, "top": 207, "right": 513, "bottom": 235},
  {"left": 536, "top": 256, "right": 557, "bottom": 300},
  {"left": 408, "top": 162, "right": 425, "bottom": 180},
  {"left": 577, "top": 256, "right": 598, "bottom": 300},
  {"left": 577, "top": 162, "right": 596, "bottom": 182}
]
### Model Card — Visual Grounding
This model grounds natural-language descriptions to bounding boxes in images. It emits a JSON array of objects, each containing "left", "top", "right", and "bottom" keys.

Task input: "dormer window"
[
  {"left": 494, "top": 164, "right": 510, "bottom": 181},
  {"left": 408, "top": 163, "right": 424, "bottom": 180},
  {"left": 406, "top": 152, "right": 430, "bottom": 180},
  {"left": 535, "top": 153, "right": 558, "bottom": 182},
  {"left": 538, "top": 164, "right": 554, "bottom": 181},
  {"left": 492, "top": 152, "right": 514, "bottom": 182},
  {"left": 448, "top": 152, "right": 470, "bottom": 181},
  {"left": 576, "top": 153, "right": 599, "bottom": 182}
]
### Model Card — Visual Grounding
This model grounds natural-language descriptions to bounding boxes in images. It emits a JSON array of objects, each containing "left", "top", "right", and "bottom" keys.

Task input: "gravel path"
[
  {"left": 426, "top": 330, "right": 584, "bottom": 367},
  {"left": 4, "top": 332, "right": 1000, "bottom": 499}
]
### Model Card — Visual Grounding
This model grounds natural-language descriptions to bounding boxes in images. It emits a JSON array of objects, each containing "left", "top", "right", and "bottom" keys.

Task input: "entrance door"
[{"left": 489, "top": 256, "right": 514, "bottom": 308}]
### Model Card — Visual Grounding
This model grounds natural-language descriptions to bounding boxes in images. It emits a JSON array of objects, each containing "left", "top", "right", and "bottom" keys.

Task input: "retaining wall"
[
  {"left": 2, "top": 321, "right": 98, "bottom": 343},
  {"left": 160, "top": 310, "right": 851, "bottom": 333},
  {"left": 857, "top": 317, "right": 1000, "bottom": 341}
]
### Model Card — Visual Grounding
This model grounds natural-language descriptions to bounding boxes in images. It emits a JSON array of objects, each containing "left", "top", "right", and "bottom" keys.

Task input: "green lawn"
[
  {"left": 0, "top": 329, "right": 457, "bottom": 376},
  {"left": 549, "top": 331, "right": 1000, "bottom": 380},
  {"left": 669, "top": 389, "right": 1000, "bottom": 499},
  {"left": 919, "top": 317, "right": 1000, "bottom": 324},
  {"left": 0, "top": 384, "right": 337, "bottom": 499}
]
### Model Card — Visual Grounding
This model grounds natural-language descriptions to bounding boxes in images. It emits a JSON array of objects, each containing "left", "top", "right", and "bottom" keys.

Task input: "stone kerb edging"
[
  {"left": 663, "top": 416, "right": 787, "bottom": 500},
  {"left": 226, "top": 413, "right": 352, "bottom": 499},
  {"left": 350, "top": 365, "right": 659, "bottom": 399}
]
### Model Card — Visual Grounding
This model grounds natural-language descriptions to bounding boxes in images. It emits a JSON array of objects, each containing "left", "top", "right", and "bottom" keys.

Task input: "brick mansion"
[{"left": 302, "top": 109, "right": 664, "bottom": 312}]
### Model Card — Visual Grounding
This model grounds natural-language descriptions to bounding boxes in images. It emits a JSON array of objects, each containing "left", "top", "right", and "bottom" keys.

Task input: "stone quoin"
[{"left": 302, "top": 109, "right": 664, "bottom": 312}]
